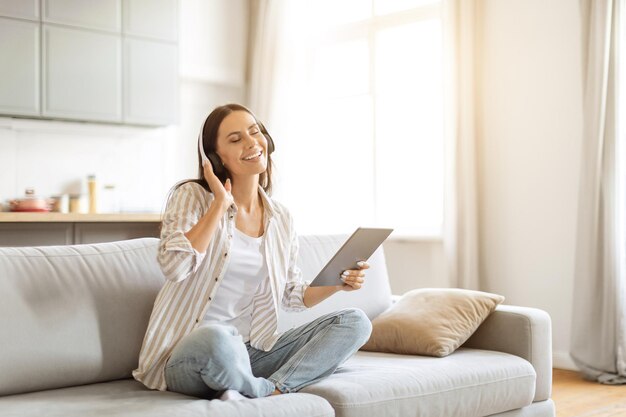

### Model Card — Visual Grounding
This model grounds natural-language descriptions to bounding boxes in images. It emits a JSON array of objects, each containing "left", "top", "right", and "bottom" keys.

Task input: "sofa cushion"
[
  {"left": 300, "top": 348, "right": 536, "bottom": 417},
  {"left": 278, "top": 234, "right": 393, "bottom": 332},
  {"left": 360, "top": 288, "right": 505, "bottom": 357},
  {"left": 0, "top": 379, "right": 335, "bottom": 417},
  {"left": 0, "top": 238, "right": 165, "bottom": 396}
]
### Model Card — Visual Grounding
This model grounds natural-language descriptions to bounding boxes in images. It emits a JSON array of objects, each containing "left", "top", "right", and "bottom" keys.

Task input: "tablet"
[{"left": 309, "top": 227, "right": 394, "bottom": 287}]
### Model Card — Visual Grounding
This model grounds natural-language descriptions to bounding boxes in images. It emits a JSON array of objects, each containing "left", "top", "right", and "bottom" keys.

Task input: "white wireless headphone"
[{"left": 197, "top": 109, "right": 275, "bottom": 176}]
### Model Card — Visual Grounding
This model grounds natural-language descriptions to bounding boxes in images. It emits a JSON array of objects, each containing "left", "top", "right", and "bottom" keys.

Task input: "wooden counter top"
[{"left": 0, "top": 212, "right": 162, "bottom": 222}]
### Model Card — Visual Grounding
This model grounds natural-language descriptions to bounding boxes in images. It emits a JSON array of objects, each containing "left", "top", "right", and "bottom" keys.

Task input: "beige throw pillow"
[{"left": 360, "top": 288, "right": 505, "bottom": 357}]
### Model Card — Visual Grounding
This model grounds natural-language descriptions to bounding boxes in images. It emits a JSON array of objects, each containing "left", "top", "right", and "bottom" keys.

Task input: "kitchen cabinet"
[
  {"left": 123, "top": 0, "right": 177, "bottom": 42},
  {"left": 0, "top": 0, "right": 179, "bottom": 126},
  {"left": 0, "top": 223, "right": 159, "bottom": 246},
  {"left": 42, "top": 0, "right": 121, "bottom": 32},
  {"left": 123, "top": 37, "right": 178, "bottom": 125},
  {"left": 0, "top": 18, "right": 40, "bottom": 116},
  {"left": 42, "top": 24, "right": 122, "bottom": 122},
  {"left": 0, "top": 0, "right": 39, "bottom": 20},
  {"left": 74, "top": 222, "right": 160, "bottom": 244},
  {"left": 0, "top": 223, "right": 73, "bottom": 246},
  {"left": 0, "top": 213, "right": 161, "bottom": 247}
]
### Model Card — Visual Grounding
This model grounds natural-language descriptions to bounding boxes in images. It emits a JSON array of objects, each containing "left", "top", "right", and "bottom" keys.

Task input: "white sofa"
[{"left": 0, "top": 236, "right": 555, "bottom": 417}]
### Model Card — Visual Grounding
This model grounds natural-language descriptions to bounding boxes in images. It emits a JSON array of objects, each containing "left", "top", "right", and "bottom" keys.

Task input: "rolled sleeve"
[
  {"left": 157, "top": 183, "right": 208, "bottom": 283},
  {"left": 281, "top": 211, "right": 311, "bottom": 311},
  {"left": 282, "top": 277, "right": 311, "bottom": 311}
]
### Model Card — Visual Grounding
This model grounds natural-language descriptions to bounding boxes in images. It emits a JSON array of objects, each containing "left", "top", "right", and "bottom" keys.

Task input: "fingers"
[
  {"left": 341, "top": 277, "right": 363, "bottom": 290},
  {"left": 340, "top": 269, "right": 365, "bottom": 291},
  {"left": 202, "top": 158, "right": 213, "bottom": 173},
  {"left": 342, "top": 277, "right": 364, "bottom": 285},
  {"left": 341, "top": 269, "right": 366, "bottom": 278},
  {"left": 202, "top": 160, "right": 232, "bottom": 196},
  {"left": 203, "top": 160, "right": 217, "bottom": 182}
]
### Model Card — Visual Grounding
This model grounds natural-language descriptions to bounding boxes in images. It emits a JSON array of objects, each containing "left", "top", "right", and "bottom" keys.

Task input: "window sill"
[{"left": 386, "top": 233, "right": 443, "bottom": 243}]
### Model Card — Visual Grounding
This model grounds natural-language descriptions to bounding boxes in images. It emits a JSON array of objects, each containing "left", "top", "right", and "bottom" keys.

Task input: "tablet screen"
[{"left": 309, "top": 227, "right": 393, "bottom": 287}]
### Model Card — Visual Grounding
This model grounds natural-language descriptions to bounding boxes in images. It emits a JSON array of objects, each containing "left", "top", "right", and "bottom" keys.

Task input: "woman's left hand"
[{"left": 339, "top": 261, "right": 370, "bottom": 291}]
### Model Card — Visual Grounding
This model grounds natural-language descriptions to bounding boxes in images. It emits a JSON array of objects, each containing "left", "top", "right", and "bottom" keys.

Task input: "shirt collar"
[{"left": 227, "top": 183, "right": 276, "bottom": 220}]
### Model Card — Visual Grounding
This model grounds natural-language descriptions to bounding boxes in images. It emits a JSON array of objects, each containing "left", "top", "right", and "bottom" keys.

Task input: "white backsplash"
[
  {"left": 0, "top": 81, "right": 245, "bottom": 213},
  {"left": 0, "top": 119, "right": 173, "bottom": 213}
]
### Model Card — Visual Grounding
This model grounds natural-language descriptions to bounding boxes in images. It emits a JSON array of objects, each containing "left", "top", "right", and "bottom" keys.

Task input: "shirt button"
[
  {"left": 215, "top": 277, "right": 218, "bottom": 281},
  {"left": 224, "top": 253, "right": 228, "bottom": 257},
  {"left": 208, "top": 296, "right": 212, "bottom": 301}
]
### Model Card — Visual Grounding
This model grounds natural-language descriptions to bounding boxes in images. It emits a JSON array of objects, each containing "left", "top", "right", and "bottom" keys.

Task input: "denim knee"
[
  {"left": 340, "top": 308, "right": 372, "bottom": 345},
  {"left": 169, "top": 323, "right": 239, "bottom": 366}
]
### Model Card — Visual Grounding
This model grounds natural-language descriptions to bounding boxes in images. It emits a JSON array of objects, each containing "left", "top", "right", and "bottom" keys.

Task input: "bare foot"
[{"left": 270, "top": 388, "right": 282, "bottom": 396}]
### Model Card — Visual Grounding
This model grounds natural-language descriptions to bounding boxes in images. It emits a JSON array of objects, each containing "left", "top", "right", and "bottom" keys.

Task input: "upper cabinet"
[
  {"left": 124, "top": 38, "right": 178, "bottom": 125},
  {"left": 0, "top": 0, "right": 179, "bottom": 126},
  {"left": 42, "top": 0, "right": 121, "bottom": 32},
  {"left": 42, "top": 25, "right": 122, "bottom": 122},
  {"left": 0, "top": 18, "right": 40, "bottom": 116},
  {"left": 0, "top": 0, "right": 39, "bottom": 20}
]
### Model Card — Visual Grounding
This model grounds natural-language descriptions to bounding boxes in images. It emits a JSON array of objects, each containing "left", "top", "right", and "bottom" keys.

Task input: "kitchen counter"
[
  {"left": 0, "top": 212, "right": 161, "bottom": 223},
  {"left": 0, "top": 212, "right": 161, "bottom": 247}
]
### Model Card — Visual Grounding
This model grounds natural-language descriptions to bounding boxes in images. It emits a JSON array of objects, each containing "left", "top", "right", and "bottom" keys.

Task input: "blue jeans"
[{"left": 164, "top": 308, "right": 372, "bottom": 399}]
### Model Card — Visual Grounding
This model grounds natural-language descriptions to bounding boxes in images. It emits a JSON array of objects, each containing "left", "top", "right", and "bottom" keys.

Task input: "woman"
[{"left": 132, "top": 103, "right": 372, "bottom": 400}]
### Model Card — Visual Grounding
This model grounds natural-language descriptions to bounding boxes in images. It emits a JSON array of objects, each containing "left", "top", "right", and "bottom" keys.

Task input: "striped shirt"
[{"left": 132, "top": 182, "right": 311, "bottom": 391}]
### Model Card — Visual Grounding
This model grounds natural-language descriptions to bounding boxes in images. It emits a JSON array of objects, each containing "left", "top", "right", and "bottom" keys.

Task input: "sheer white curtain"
[
  {"left": 570, "top": 0, "right": 626, "bottom": 384},
  {"left": 246, "top": 0, "right": 286, "bottom": 123},
  {"left": 247, "top": 0, "right": 480, "bottom": 289},
  {"left": 441, "top": 0, "right": 480, "bottom": 290}
]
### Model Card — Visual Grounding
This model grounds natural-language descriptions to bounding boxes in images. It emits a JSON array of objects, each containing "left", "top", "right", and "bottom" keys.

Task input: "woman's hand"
[
  {"left": 340, "top": 260, "right": 370, "bottom": 291},
  {"left": 203, "top": 159, "right": 236, "bottom": 212},
  {"left": 303, "top": 261, "right": 370, "bottom": 307}
]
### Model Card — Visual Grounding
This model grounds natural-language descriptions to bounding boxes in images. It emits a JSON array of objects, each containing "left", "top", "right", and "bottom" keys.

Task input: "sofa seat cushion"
[
  {"left": 300, "top": 348, "right": 536, "bottom": 417},
  {"left": 0, "top": 379, "right": 335, "bottom": 417}
]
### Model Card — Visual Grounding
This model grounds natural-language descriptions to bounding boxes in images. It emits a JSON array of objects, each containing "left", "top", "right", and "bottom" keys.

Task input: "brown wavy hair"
[{"left": 161, "top": 103, "right": 275, "bottom": 220}]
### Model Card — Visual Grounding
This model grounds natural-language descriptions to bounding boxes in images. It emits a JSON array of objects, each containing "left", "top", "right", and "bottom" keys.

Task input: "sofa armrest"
[{"left": 462, "top": 305, "right": 552, "bottom": 402}]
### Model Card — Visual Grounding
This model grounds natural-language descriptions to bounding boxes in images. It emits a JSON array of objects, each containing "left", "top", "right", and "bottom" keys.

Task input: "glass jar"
[
  {"left": 87, "top": 174, "right": 97, "bottom": 214},
  {"left": 69, "top": 194, "right": 84, "bottom": 213},
  {"left": 50, "top": 194, "right": 69, "bottom": 213}
]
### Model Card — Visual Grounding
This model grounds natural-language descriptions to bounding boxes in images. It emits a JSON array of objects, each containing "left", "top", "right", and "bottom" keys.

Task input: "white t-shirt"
[{"left": 202, "top": 227, "right": 267, "bottom": 342}]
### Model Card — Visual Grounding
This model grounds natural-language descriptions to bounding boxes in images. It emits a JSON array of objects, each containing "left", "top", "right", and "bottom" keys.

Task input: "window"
[{"left": 272, "top": 0, "right": 444, "bottom": 238}]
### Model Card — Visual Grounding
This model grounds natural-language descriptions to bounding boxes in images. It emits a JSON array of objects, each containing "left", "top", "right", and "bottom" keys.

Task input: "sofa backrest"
[
  {"left": 0, "top": 234, "right": 392, "bottom": 396},
  {"left": 0, "top": 238, "right": 164, "bottom": 396},
  {"left": 278, "top": 234, "right": 392, "bottom": 332}
]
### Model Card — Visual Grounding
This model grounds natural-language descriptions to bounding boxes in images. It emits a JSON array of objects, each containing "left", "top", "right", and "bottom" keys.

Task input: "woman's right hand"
[{"left": 203, "top": 160, "right": 236, "bottom": 212}]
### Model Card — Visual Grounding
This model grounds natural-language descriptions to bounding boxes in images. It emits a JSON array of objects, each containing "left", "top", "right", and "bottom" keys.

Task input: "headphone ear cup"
[{"left": 207, "top": 153, "right": 224, "bottom": 176}]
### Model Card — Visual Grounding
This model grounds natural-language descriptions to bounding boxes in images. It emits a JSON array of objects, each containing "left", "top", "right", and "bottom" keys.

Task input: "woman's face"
[{"left": 215, "top": 110, "right": 268, "bottom": 178}]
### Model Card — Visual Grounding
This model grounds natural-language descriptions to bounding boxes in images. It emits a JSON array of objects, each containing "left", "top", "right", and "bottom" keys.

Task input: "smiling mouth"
[{"left": 242, "top": 150, "right": 263, "bottom": 161}]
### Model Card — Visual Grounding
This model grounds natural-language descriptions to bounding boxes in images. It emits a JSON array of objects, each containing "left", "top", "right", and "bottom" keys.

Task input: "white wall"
[
  {"left": 383, "top": 239, "right": 449, "bottom": 295},
  {"left": 476, "top": 0, "right": 583, "bottom": 370}
]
